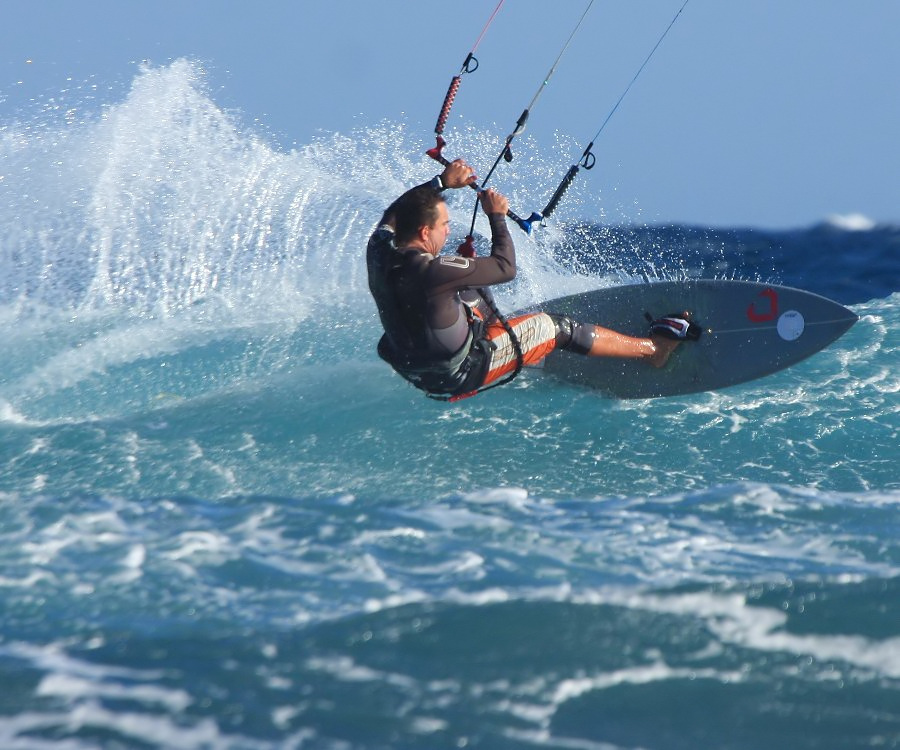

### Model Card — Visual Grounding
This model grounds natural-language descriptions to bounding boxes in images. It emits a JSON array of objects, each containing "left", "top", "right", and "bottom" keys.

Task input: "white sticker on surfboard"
[{"left": 777, "top": 310, "right": 805, "bottom": 341}]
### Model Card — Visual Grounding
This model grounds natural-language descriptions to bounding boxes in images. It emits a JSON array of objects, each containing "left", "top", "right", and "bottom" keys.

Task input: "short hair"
[{"left": 393, "top": 186, "right": 445, "bottom": 246}]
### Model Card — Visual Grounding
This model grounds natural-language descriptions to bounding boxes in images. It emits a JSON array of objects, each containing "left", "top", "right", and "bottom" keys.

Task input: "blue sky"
[{"left": 2, "top": 1, "right": 898, "bottom": 229}]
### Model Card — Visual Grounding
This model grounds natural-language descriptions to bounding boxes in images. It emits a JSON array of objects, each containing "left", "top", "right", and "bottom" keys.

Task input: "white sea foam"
[
  {"left": 36, "top": 673, "right": 191, "bottom": 713},
  {"left": 162, "top": 530, "right": 236, "bottom": 564},
  {"left": 824, "top": 213, "right": 877, "bottom": 231},
  {"left": 622, "top": 589, "right": 900, "bottom": 680}
]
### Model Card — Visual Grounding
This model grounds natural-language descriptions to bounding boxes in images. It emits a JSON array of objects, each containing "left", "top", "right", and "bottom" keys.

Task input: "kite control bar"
[{"left": 427, "top": 136, "right": 541, "bottom": 235}]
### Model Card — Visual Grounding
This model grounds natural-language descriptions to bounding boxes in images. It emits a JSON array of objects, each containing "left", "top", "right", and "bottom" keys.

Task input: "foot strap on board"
[{"left": 646, "top": 312, "right": 703, "bottom": 341}]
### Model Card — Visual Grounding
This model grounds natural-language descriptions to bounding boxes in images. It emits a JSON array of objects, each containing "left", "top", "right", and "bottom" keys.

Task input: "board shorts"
[{"left": 480, "top": 312, "right": 558, "bottom": 387}]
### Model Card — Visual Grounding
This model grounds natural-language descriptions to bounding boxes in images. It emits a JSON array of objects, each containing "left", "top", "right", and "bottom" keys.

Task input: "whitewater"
[{"left": 0, "top": 60, "right": 898, "bottom": 749}]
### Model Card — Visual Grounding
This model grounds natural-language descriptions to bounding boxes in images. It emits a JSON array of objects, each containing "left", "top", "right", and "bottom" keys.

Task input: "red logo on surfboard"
[{"left": 747, "top": 288, "right": 778, "bottom": 322}]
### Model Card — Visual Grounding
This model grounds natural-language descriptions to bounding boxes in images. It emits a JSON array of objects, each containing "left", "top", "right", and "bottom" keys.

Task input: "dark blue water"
[{"left": 1, "top": 60, "right": 898, "bottom": 749}]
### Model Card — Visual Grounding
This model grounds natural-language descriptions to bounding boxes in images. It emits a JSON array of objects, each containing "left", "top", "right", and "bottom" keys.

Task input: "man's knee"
[{"left": 549, "top": 315, "right": 593, "bottom": 355}]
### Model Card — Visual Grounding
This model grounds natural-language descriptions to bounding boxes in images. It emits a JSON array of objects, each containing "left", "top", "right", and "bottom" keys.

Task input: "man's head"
[{"left": 393, "top": 186, "right": 451, "bottom": 255}]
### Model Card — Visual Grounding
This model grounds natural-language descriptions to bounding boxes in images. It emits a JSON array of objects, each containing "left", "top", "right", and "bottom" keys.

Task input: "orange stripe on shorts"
[{"left": 481, "top": 312, "right": 557, "bottom": 386}]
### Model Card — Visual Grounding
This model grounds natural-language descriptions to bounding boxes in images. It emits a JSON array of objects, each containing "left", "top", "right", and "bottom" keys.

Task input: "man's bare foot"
[
  {"left": 649, "top": 335, "right": 681, "bottom": 368},
  {"left": 646, "top": 311, "right": 701, "bottom": 367}
]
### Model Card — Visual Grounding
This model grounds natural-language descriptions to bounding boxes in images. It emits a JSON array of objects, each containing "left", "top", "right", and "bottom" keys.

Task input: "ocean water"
[{"left": 1, "top": 60, "right": 898, "bottom": 749}]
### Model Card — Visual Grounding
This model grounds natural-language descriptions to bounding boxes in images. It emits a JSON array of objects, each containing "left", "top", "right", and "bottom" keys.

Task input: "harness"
[
  {"left": 370, "top": 230, "right": 524, "bottom": 401},
  {"left": 377, "top": 321, "right": 490, "bottom": 398}
]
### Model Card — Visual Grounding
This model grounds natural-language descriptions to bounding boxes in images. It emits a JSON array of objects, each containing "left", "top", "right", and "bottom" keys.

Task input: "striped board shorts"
[{"left": 481, "top": 312, "right": 558, "bottom": 387}]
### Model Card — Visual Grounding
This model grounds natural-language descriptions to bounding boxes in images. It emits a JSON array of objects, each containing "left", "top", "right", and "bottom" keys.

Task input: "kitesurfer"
[{"left": 367, "top": 159, "right": 693, "bottom": 399}]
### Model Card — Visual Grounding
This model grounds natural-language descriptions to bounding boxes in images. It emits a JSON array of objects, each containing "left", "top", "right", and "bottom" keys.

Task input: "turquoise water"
[{"left": 1, "top": 60, "right": 898, "bottom": 749}]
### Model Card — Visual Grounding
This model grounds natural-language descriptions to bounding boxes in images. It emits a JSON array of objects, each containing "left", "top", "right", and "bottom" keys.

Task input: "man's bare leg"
[{"left": 588, "top": 326, "right": 680, "bottom": 369}]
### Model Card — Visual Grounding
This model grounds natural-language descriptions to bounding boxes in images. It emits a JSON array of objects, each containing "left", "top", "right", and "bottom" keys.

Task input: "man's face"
[{"left": 423, "top": 201, "right": 451, "bottom": 255}]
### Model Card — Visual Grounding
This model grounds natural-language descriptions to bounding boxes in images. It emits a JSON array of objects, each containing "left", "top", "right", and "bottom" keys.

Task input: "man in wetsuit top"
[{"left": 367, "top": 159, "right": 689, "bottom": 399}]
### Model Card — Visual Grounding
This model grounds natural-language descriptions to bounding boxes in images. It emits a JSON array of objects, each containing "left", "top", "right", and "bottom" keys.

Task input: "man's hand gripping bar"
[{"left": 427, "top": 137, "right": 541, "bottom": 235}]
